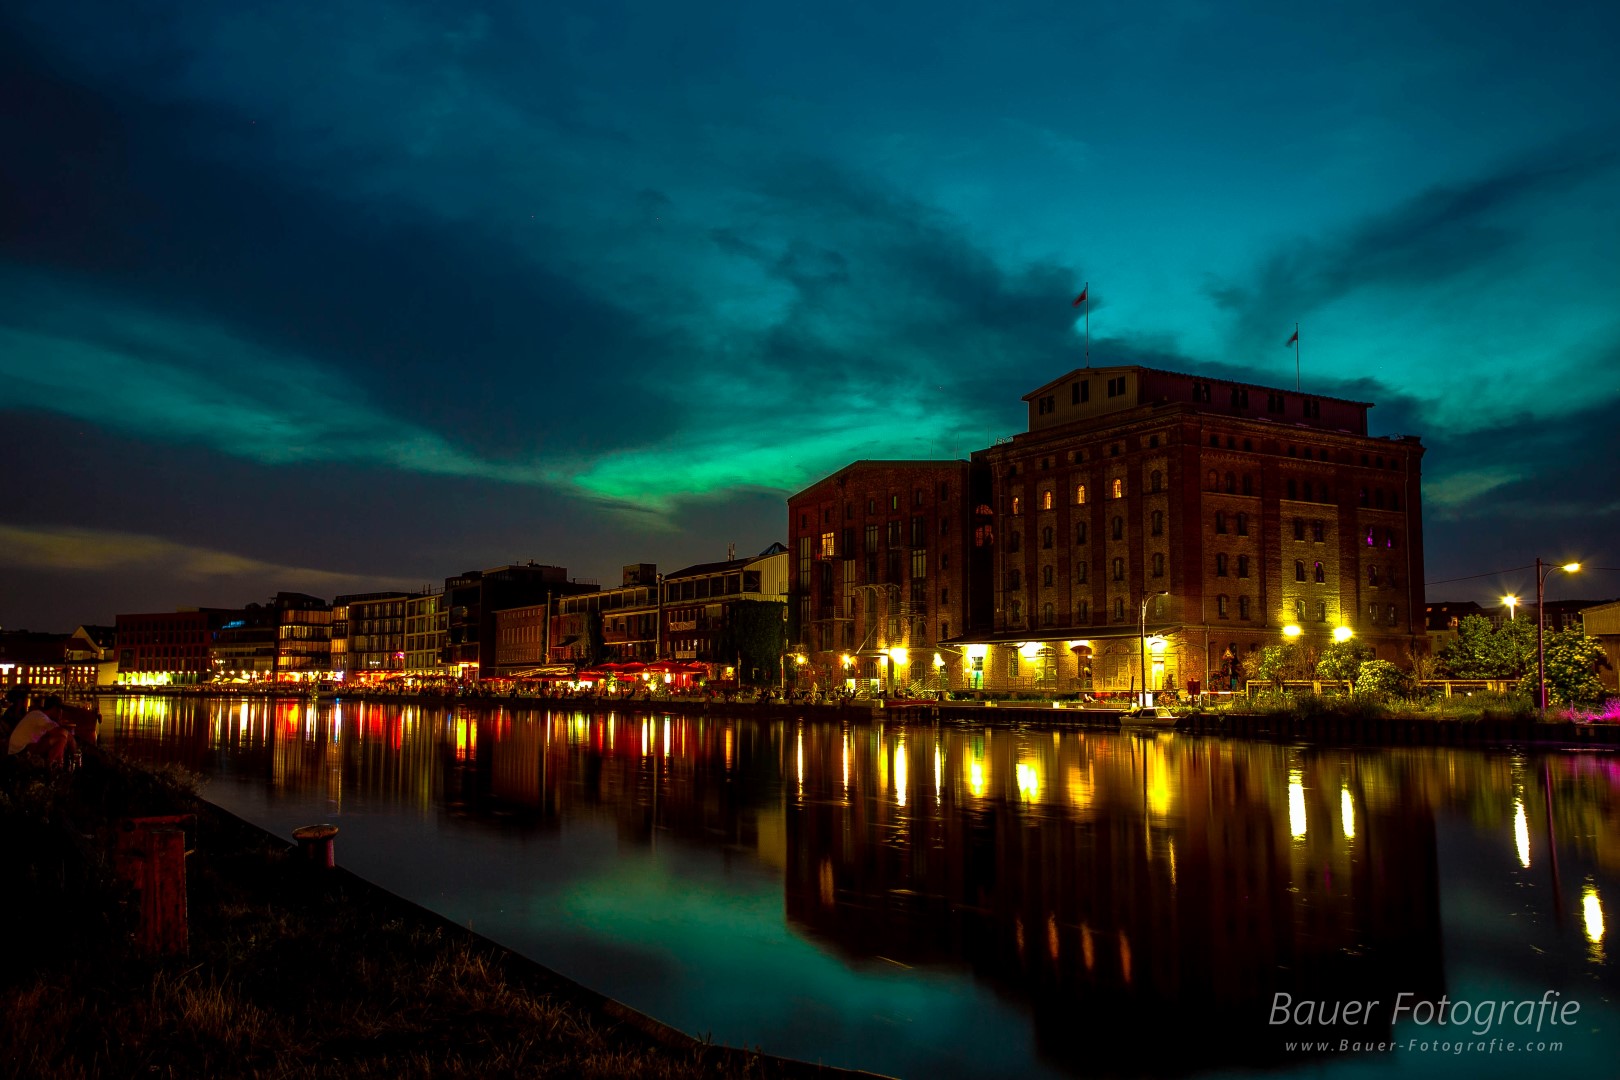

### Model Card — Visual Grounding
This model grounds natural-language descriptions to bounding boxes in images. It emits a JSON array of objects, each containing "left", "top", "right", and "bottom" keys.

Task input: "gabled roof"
[{"left": 665, "top": 543, "right": 787, "bottom": 580}]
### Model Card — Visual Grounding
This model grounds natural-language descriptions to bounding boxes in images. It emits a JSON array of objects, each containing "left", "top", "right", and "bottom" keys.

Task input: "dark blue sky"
[{"left": 3, "top": 1, "right": 1617, "bottom": 627}]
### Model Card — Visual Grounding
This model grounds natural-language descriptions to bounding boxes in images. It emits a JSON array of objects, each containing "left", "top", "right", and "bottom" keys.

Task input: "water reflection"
[{"left": 102, "top": 697, "right": 1619, "bottom": 1077}]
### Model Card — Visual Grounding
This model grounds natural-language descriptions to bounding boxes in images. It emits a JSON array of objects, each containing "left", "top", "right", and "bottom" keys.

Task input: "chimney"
[{"left": 727, "top": 542, "right": 736, "bottom": 560}]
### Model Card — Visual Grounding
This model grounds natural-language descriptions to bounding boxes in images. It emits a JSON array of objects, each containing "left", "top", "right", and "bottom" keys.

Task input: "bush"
[{"left": 1354, "top": 660, "right": 1407, "bottom": 698}]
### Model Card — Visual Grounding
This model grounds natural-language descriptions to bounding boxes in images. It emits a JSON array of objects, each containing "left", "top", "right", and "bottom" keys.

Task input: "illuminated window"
[
  {"left": 1217, "top": 595, "right": 1229, "bottom": 618},
  {"left": 819, "top": 532, "right": 835, "bottom": 558},
  {"left": 891, "top": 494, "right": 900, "bottom": 510},
  {"left": 1111, "top": 478, "right": 1123, "bottom": 498},
  {"left": 1316, "top": 600, "right": 1327, "bottom": 622},
  {"left": 1041, "top": 490, "right": 1053, "bottom": 510},
  {"left": 1314, "top": 562, "right": 1325, "bottom": 584},
  {"left": 1011, "top": 496, "right": 1023, "bottom": 516}
]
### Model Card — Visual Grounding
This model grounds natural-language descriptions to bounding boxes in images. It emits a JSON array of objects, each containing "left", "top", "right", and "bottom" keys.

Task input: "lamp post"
[
  {"left": 1139, "top": 591, "right": 1169, "bottom": 708},
  {"left": 1501, "top": 594, "right": 1518, "bottom": 622},
  {"left": 1536, "top": 559, "right": 1581, "bottom": 711}
]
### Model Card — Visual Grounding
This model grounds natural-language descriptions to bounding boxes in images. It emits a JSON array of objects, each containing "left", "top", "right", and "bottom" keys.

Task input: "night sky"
[{"left": 4, "top": 1, "right": 1618, "bottom": 629}]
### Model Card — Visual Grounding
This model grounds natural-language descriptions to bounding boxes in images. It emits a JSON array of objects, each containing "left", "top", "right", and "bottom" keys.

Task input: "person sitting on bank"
[
  {"left": 7, "top": 695, "right": 77, "bottom": 766},
  {"left": 0, "top": 685, "right": 29, "bottom": 743}
]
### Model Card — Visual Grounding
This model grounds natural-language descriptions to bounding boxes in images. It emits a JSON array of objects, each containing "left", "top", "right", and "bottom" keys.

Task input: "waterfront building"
[
  {"left": 442, "top": 564, "right": 595, "bottom": 680},
  {"left": 1581, "top": 599, "right": 1620, "bottom": 692},
  {"left": 404, "top": 591, "right": 447, "bottom": 679},
  {"left": 333, "top": 591, "right": 413, "bottom": 683},
  {"left": 960, "top": 364, "right": 1426, "bottom": 697},
  {"left": 492, "top": 603, "right": 551, "bottom": 678},
  {"left": 114, "top": 609, "right": 240, "bottom": 685},
  {"left": 0, "top": 630, "right": 99, "bottom": 692},
  {"left": 67, "top": 625, "right": 119, "bottom": 685},
  {"left": 787, "top": 462, "right": 976, "bottom": 695},
  {"left": 660, "top": 545, "right": 789, "bottom": 686},
  {"left": 209, "top": 593, "right": 333, "bottom": 681},
  {"left": 545, "top": 564, "right": 661, "bottom": 669}
]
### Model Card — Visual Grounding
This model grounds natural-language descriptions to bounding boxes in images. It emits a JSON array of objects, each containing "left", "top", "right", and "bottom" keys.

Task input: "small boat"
[{"left": 1119, "top": 706, "right": 1177, "bottom": 729}]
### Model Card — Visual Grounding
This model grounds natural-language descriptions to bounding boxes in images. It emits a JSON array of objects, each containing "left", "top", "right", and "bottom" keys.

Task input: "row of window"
[{"left": 799, "top": 483, "right": 954, "bottom": 529}]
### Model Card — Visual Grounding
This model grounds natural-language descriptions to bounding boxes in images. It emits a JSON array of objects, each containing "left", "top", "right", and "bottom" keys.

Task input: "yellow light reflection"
[
  {"left": 842, "top": 732, "right": 850, "bottom": 791},
  {"left": 1341, "top": 786, "right": 1355, "bottom": 839},
  {"left": 966, "top": 754, "right": 986, "bottom": 799},
  {"left": 724, "top": 727, "right": 733, "bottom": 770},
  {"left": 663, "top": 719, "right": 671, "bottom": 757},
  {"left": 1288, "top": 768, "right": 1307, "bottom": 840},
  {"left": 895, "top": 736, "right": 908, "bottom": 807},
  {"left": 1046, "top": 914, "right": 1059, "bottom": 961},
  {"left": 1119, "top": 930, "right": 1133, "bottom": 985},
  {"left": 1081, "top": 923, "right": 1095, "bottom": 972},
  {"left": 1583, "top": 886, "right": 1604, "bottom": 948},
  {"left": 934, "top": 743, "right": 942, "bottom": 805},
  {"left": 1015, "top": 760, "right": 1041, "bottom": 802},
  {"left": 1514, "top": 799, "right": 1531, "bottom": 868}
]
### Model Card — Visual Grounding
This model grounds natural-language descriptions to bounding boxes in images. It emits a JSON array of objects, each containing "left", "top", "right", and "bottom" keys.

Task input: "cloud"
[{"left": 0, "top": 525, "right": 420, "bottom": 593}]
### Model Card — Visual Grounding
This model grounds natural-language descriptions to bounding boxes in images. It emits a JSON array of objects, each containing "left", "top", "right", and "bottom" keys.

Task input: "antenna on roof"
[{"left": 727, "top": 542, "right": 736, "bottom": 560}]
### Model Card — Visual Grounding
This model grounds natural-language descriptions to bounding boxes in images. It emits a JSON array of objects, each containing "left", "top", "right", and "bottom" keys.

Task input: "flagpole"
[{"left": 1085, "top": 282, "right": 1091, "bottom": 368}]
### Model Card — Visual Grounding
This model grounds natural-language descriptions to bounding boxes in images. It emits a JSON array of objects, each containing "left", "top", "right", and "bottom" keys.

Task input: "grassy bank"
[{"left": 0, "top": 753, "right": 862, "bottom": 1080}]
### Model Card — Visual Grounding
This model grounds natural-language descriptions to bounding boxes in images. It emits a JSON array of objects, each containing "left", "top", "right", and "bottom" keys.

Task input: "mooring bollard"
[
  {"left": 292, "top": 823, "right": 339, "bottom": 868},
  {"left": 114, "top": 815, "right": 194, "bottom": 957}
]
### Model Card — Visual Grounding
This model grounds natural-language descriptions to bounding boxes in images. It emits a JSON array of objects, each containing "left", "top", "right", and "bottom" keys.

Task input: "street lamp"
[
  {"left": 1536, "top": 559, "right": 1581, "bottom": 711},
  {"left": 1501, "top": 594, "right": 1518, "bottom": 621},
  {"left": 1140, "top": 591, "right": 1169, "bottom": 708},
  {"left": 1332, "top": 626, "right": 1354, "bottom": 643}
]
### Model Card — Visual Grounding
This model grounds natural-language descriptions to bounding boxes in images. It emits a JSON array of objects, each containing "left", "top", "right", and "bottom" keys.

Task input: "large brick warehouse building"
[{"left": 789, "top": 364, "right": 1425, "bottom": 697}]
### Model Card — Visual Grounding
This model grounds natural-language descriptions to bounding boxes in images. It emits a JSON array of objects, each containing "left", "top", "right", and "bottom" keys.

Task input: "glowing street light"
[
  {"left": 1332, "top": 626, "right": 1354, "bottom": 643},
  {"left": 1536, "top": 559, "right": 1581, "bottom": 711},
  {"left": 1281, "top": 624, "right": 1303, "bottom": 639},
  {"left": 1501, "top": 595, "right": 1518, "bottom": 621}
]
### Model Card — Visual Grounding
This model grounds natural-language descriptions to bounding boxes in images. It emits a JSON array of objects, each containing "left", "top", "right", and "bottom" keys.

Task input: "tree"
[
  {"left": 1253, "top": 643, "right": 1310, "bottom": 684},
  {"left": 716, "top": 600, "right": 787, "bottom": 686},
  {"left": 1316, "top": 640, "right": 1374, "bottom": 683},
  {"left": 1520, "top": 628, "right": 1610, "bottom": 706},
  {"left": 1438, "top": 615, "right": 1533, "bottom": 679},
  {"left": 1355, "top": 659, "right": 1407, "bottom": 697},
  {"left": 584, "top": 610, "right": 605, "bottom": 666}
]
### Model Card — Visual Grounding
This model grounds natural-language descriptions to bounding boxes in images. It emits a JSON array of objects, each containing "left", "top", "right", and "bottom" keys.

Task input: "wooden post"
[
  {"left": 293, "top": 824, "right": 339, "bottom": 868},
  {"left": 115, "top": 816, "right": 192, "bottom": 957}
]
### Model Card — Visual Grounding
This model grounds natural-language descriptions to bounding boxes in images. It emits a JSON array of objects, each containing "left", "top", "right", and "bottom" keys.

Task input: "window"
[
  {"left": 1041, "top": 489, "right": 1054, "bottom": 511},
  {"left": 1076, "top": 599, "right": 1090, "bottom": 622},
  {"left": 1042, "top": 526, "right": 1054, "bottom": 549},
  {"left": 911, "top": 548, "right": 926, "bottom": 582},
  {"left": 1375, "top": 489, "right": 1385, "bottom": 509},
  {"left": 819, "top": 532, "right": 835, "bottom": 558},
  {"left": 1242, "top": 473, "right": 1253, "bottom": 496},
  {"left": 1114, "top": 598, "right": 1126, "bottom": 622},
  {"left": 1369, "top": 566, "right": 1380, "bottom": 586},
  {"left": 1073, "top": 380, "right": 1090, "bottom": 404},
  {"left": 940, "top": 587, "right": 950, "bottom": 605},
  {"left": 1149, "top": 435, "right": 1160, "bottom": 448},
  {"left": 1314, "top": 561, "right": 1325, "bottom": 584},
  {"left": 891, "top": 494, "right": 900, "bottom": 510},
  {"left": 799, "top": 513, "right": 807, "bottom": 529},
  {"left": 1112, "top": 557, "right": 1125, "bottom": 581},
  {"left": 1151, "top": 510, "right": 1163, "bottom": 536},
  {"left": 1042, "top": 602, "right": 1055, "bottom": 626},
  {"left": 1303, "top": 481, "right": 1313, "bottom": 501},
  {"left": 939, "top": 481, "right": 950, "bottom": 500},
  {"left": 1008, "top": 531, "right": 1021, "bottom": 553},
  {"left": 1239, "top": 596, "right": 1251, "bottom": 620},
  {"left": 1215, "top": 512, "right": 1227, "bottom": 534},
  {"left": 1010, "top": 600, "right": 1022, "bottom": 625},
  {"left": 888, "top": 520, "right": 902, "bottom": 545},
  {"left": 1295, "top": 560, "right": 1306, "bottom": 582},
  {"left": 941, "top": 516, "right": 950, "bottom": 536},
  {"left": 911, "top": 516, "right": 926, "bottom": 546},
  {"left": 1207, "top": 469, "right": 1219, "bottom": 490},
  {"left": 1008, "top": 569, "right": 1021, "bottom": 590},
  {"left": 1076, "top": 522, "right": 1088, "bottom": 544},
  {"left": 1011, "top": 496, "right": 1023, "bottom": 516},
  {"left": 1042, "top": 566, "right": 1054, "bottom": 587},
  {"left": 1312, "top": 520, "right": 1324, "bottom": 543},
  {"left": 1236, "top": 512, "right": 1248, "bottom": 536},
  {"left": 1076, "top": 561, "right": 1088, "bottom": 584},
  {"left": 1107, "top": 375, "right": 1126, "bottom": 397},
  {"left": 1112, "top": 517, "right": 1124, "bottom": 540},
  {"left": 1287, "top": 479, "right": 1297, "bottom": 500},
  {"left": 1111, "top": 478, "right": 1124, "bottom": 499},
  {"left": 1359, "top": 487, "right": 1369, "bottom": 507},
  {"left": 1075, "top": 483, "right": 1088, "bottom": 505},
  {"left": 1316, "top": 600, "right": 1327, "bottom": 622},
  {"left": 1151, "top": 470, "right": 1162, "bottom": 492},
  {"left": 1152, "top": 553, "right": 1165, "bottom": 577},
  {"left": 1216, "top": 553, "right": 1228, "bottom": 577},
  {"left": 1225, "top": 471, "right": 1236, "bottom": 494},
  {"left": 1237, "top": 554, "right": 1249, "bottom": 578},
  {"left": 1217, "top": 595, "right": 1229, "bottom": 618},
  {"left": 1387, "top": 603, "right": 1397, "bottom": 624}
]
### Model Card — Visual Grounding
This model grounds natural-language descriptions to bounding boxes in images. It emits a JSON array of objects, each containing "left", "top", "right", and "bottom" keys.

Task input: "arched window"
[
  {"left": 1215, "top": 511, "right": 1227, "bottom": 534},
  {"left": 1042, "top": 526, "right": 1054, "bottom": 549},
  {"left": 1242, "top": 473, "right": 1253, "bottom": 496},
  {"left": 1112, "top": 557, "right": 1125, "bottom": 581},
  {"left": 1239, "top": 596, "right": 1251, "bottom": 619},
  {"left": 1114, "top": 598, "right": 1125, "bottom": 622},
  {"left": 1294, "top": 518, "right": 1305, "bottom": 541},
  {"left": 1111, "top": 478, "right": 1123, "bottom": 499},
  {"left": 1010, "top": 600, "right": 1022, "bottom": 623},
  {"left": 1008, "top": 569, "right": 1021, "bottom": 590},
  {"left": 1225, "top": 471, "right": 1235, "bottom": 494},
  {"left": 1216, "top": 553, "right": 1228, "bottom": 577},
  {"left": 1236, "top": 512, "right": 1248, "bottom": 536},
  {"left": 1076, "top": 561, "right": 1087, "bottom": 584},
  {"left": 1042, "top": 565, "right": 1054, "bottom": 587},
  {"left": 1387, "top": 603, "right": 1397, "bottom": 623},
  {"left": 1368, "top": 566, "right": 1380, "bottom": 586},
  {"left": 1207, "top": 470, "right": 1219, "bottom": 490},
  {"left": 1295, "top": 560, "right": 1306, "bottom": 581},
  {"left": 1314, "top": 561, "right": 1325, "bottom": 584},
  {"left": 1042, "top": 602, "right": 1055, "bottom": 626},
  {"left": 1295, "top": 600, "right": 1306, "bottom": 622},
  {"left": 1112, "top": 517, "right": 1124, "bottom": 540},
  {"left": 1152, "top": 553, "right": 1165, "bottom": 577},
  {"left": 1316, "top": 600, "right": 1327, "bottom": 622},
  {"left": 1237, "top": 554, "right": 1249, "bottom": 578},
  {"left": 1216, "top": 594, "right": 1229, "bottom": 618},
  {"left": 1151, "top": 470, "right": 1162, "bottom": 492},
  {"left": 1009, "top": 531, "right": 1021, "bottom": 552},
  {"left": 1040, "top": 490, "right": 1053, "bottom": 510},
  {"left": 1077, "top": 599, "right": 1090, "bottom": 622},
  {"left": 1287, "top": 479, "right": 1298, "bottom": 500},
  {"left": 1076, "top": 522, "right": 1087, "bottom": 544},
  {"left": 1151, "top": 510, "right": 1163, "bottom": 536}
]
